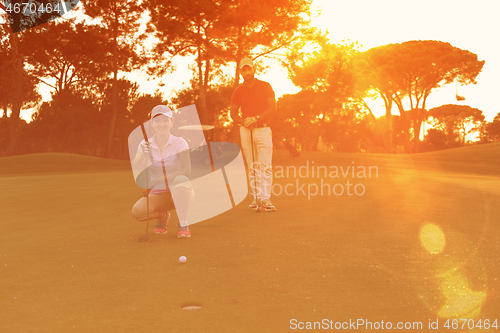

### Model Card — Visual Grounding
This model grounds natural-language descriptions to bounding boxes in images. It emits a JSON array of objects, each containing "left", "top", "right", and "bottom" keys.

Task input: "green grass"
[
  {"left": 0, "top": 144, "right": 499, "bottom": 332},
  {"left": 0, "top": 153, "right": 131, "bottom": 175}
]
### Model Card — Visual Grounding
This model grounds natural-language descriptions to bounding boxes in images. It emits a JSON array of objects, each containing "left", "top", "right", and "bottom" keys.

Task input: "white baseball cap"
[
  {"left": 239, "top": 58, "right": 254, "bottom": 69},
  {"left": 151, "top": 105, "right": 173, "bottom": 120}
]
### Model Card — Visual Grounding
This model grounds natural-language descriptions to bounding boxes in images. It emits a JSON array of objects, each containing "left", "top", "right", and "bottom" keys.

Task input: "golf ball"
[{"left": 179, "top": 256, "right": 187, "bottom": 263}]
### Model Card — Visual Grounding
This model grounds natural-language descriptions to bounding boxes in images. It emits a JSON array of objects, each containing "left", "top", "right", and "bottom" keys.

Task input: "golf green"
[{"left": 1, "top": 145, "right": 499, "bottom": 332}]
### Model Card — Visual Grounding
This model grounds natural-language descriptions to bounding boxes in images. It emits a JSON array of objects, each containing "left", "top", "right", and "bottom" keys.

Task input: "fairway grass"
[{"left": 1, "top": 144, "right": 499, "bottom": 332}]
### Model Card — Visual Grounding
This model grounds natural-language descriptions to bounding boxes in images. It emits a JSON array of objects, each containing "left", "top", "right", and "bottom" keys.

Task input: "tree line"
[{"left": 1, "top": 0, "right": 499, "bottom": 159}]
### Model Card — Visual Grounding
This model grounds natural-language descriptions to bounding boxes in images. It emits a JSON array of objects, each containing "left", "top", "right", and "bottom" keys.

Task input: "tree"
[
  {"left": 287, "top": 34, "right": 359, "bottom": 97},
  {"left": 129, "top": 93, "right": 165, "bottom": 126},
  {"left": 145, "top": 0, "right": 312, "bottom": 127},
  {"left": 80, "top": 0, "right": 143, "bottom": 158},
  {"left": 422, "top": 128, "right": 449, "bottom": 151},
  {"left": 1, "top": 1, "right": 69, "bottom": 155},
  {"left": 487, "top": 120, "right": 500, "bottom": 142},
  {"left": 98, "top": 78, "right": 141, "bottom": 158},
  {"left": 145, "top": 0, "right": 225, "bottom": 125},
  {"left": 25, "top": 79, "right": 144, "bottom": 158},
  {"left": 0, "top": 26, "right": 40, "bottom": 117},
  {"left": 27, "top": 89, "right": 101, "bottom": 155},
  {"left": 356, "top": 40, "right": 485, "bottom": 153},
  {"left": 20, "top": 20, "right": 113, "bottom": 95},
  {"left": 223, "top": 0, "right": 313, "bottom": 86},
  {"left": 320, "top": 102, "right": 366, "bottom": 153},
  {"left": 428, "top": 104, "right": 485, "bottom": 146},
  {"left": 283, "top": 34, "right": 369, "bottom": 151},
  {"left": 0, "top": 10, "right": 22, "bottom": 155},
  {"left": 0, "top": 12, "right": 43, "bottom": 155},
  {"left": 170, "top": 77, "right": 235, "bottom": 141},
  {"left": 1, "top": 0, "right": 71, "bottom": 156},
  {"left": 275, "top": 90, "right": 316, "bottom": 151},
  {"left": 480, "top": 112, "right": 500, "bottom": 143},
  {"left": 357, "top": 115, "right": 388, "bottom": 153},
  {"left": 274, "top": 88, "right": 367, "bottom": 152}
]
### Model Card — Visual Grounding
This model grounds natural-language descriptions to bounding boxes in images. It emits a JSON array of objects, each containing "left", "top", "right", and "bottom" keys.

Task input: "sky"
[
  {"left": 306, "top": 0, "right": 500, "bottom": 121},
  {"left": 9, "top": 0, "right": 500, "bottom": 122}
]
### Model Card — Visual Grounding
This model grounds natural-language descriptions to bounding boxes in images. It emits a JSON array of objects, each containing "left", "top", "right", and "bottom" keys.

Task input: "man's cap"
[
  {"left": 239, "top": 58, "right": 254, "bottom": 70},
  {"left": 151, "top": 105, "right": 173, "bottom": 120}
]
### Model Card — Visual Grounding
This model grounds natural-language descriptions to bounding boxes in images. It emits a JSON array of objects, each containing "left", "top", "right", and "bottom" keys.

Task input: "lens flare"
[
  {"left": 412, "top": 224, "right": 488, "bottom": 319},
  {"left": 437, "top": 272, "right": 486, "bottom": 318},
  {"left": 419, "top": 223, "right": 446, "bottom": 254}
]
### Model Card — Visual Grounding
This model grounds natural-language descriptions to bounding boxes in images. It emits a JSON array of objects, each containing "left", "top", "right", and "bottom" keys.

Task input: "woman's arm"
[{"left": 132, "top": 141, "right": 151, "bottom": 170}]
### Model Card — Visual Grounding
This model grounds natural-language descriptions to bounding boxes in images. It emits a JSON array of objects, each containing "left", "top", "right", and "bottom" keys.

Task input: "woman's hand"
[{"left": 140, "top": 141, "right": 151, "bottom": 154}]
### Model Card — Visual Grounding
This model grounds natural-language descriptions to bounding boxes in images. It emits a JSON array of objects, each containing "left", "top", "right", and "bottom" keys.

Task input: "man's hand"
[{"left": 244, "top": 116, "right": 257, "bottom": 127}]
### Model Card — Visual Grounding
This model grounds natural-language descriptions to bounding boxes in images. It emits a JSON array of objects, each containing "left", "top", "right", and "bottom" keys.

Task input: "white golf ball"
[{"left": 179, "top": 256, "right": 187, "bottom": 263}]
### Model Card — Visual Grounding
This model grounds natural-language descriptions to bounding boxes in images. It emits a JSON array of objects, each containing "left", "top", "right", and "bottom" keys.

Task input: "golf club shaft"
[
  {"left": 140, "top": 123, "right": 151, "bottom": 235},
  {"left": 250, "top": 128, "right": 258, "bottom": 206},
  {"left": 145, "top": 192, "right": 150, "bottom": 234}
]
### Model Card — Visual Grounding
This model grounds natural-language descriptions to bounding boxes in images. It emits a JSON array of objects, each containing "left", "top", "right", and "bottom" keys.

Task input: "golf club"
[
  {"left": 250, "top": 128, "right": 261, "bottom": 213},
  {"left": 138, "top": 123, "right": 151, "bottom": 242}
]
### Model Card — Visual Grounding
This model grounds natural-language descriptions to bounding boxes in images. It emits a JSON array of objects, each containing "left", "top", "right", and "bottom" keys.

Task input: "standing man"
[{"left": 230, "top": 58, "right": 277, "bottom": 212}]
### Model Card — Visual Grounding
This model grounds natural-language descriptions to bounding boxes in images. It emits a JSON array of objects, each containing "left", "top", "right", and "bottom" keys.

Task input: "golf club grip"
[
  {"left": 140, "top": 123, "right": 153, "bottom": 164},
  {"left": 140, "top": 123, "right": 148, "bottom": 141}
]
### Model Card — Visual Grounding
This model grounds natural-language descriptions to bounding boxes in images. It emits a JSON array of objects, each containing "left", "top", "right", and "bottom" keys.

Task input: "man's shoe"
[
  {"left": 261, "top": 199, "right": 276, "bottom": 212},
  {"left": 154, "top": 212, "right": 170, "bottom": 234},
  {"left": 248, "top": 200, "right": 260, "bottom": 210},
  {"left": 177, "top": 224, "right": 191, "bottom": 238}
]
